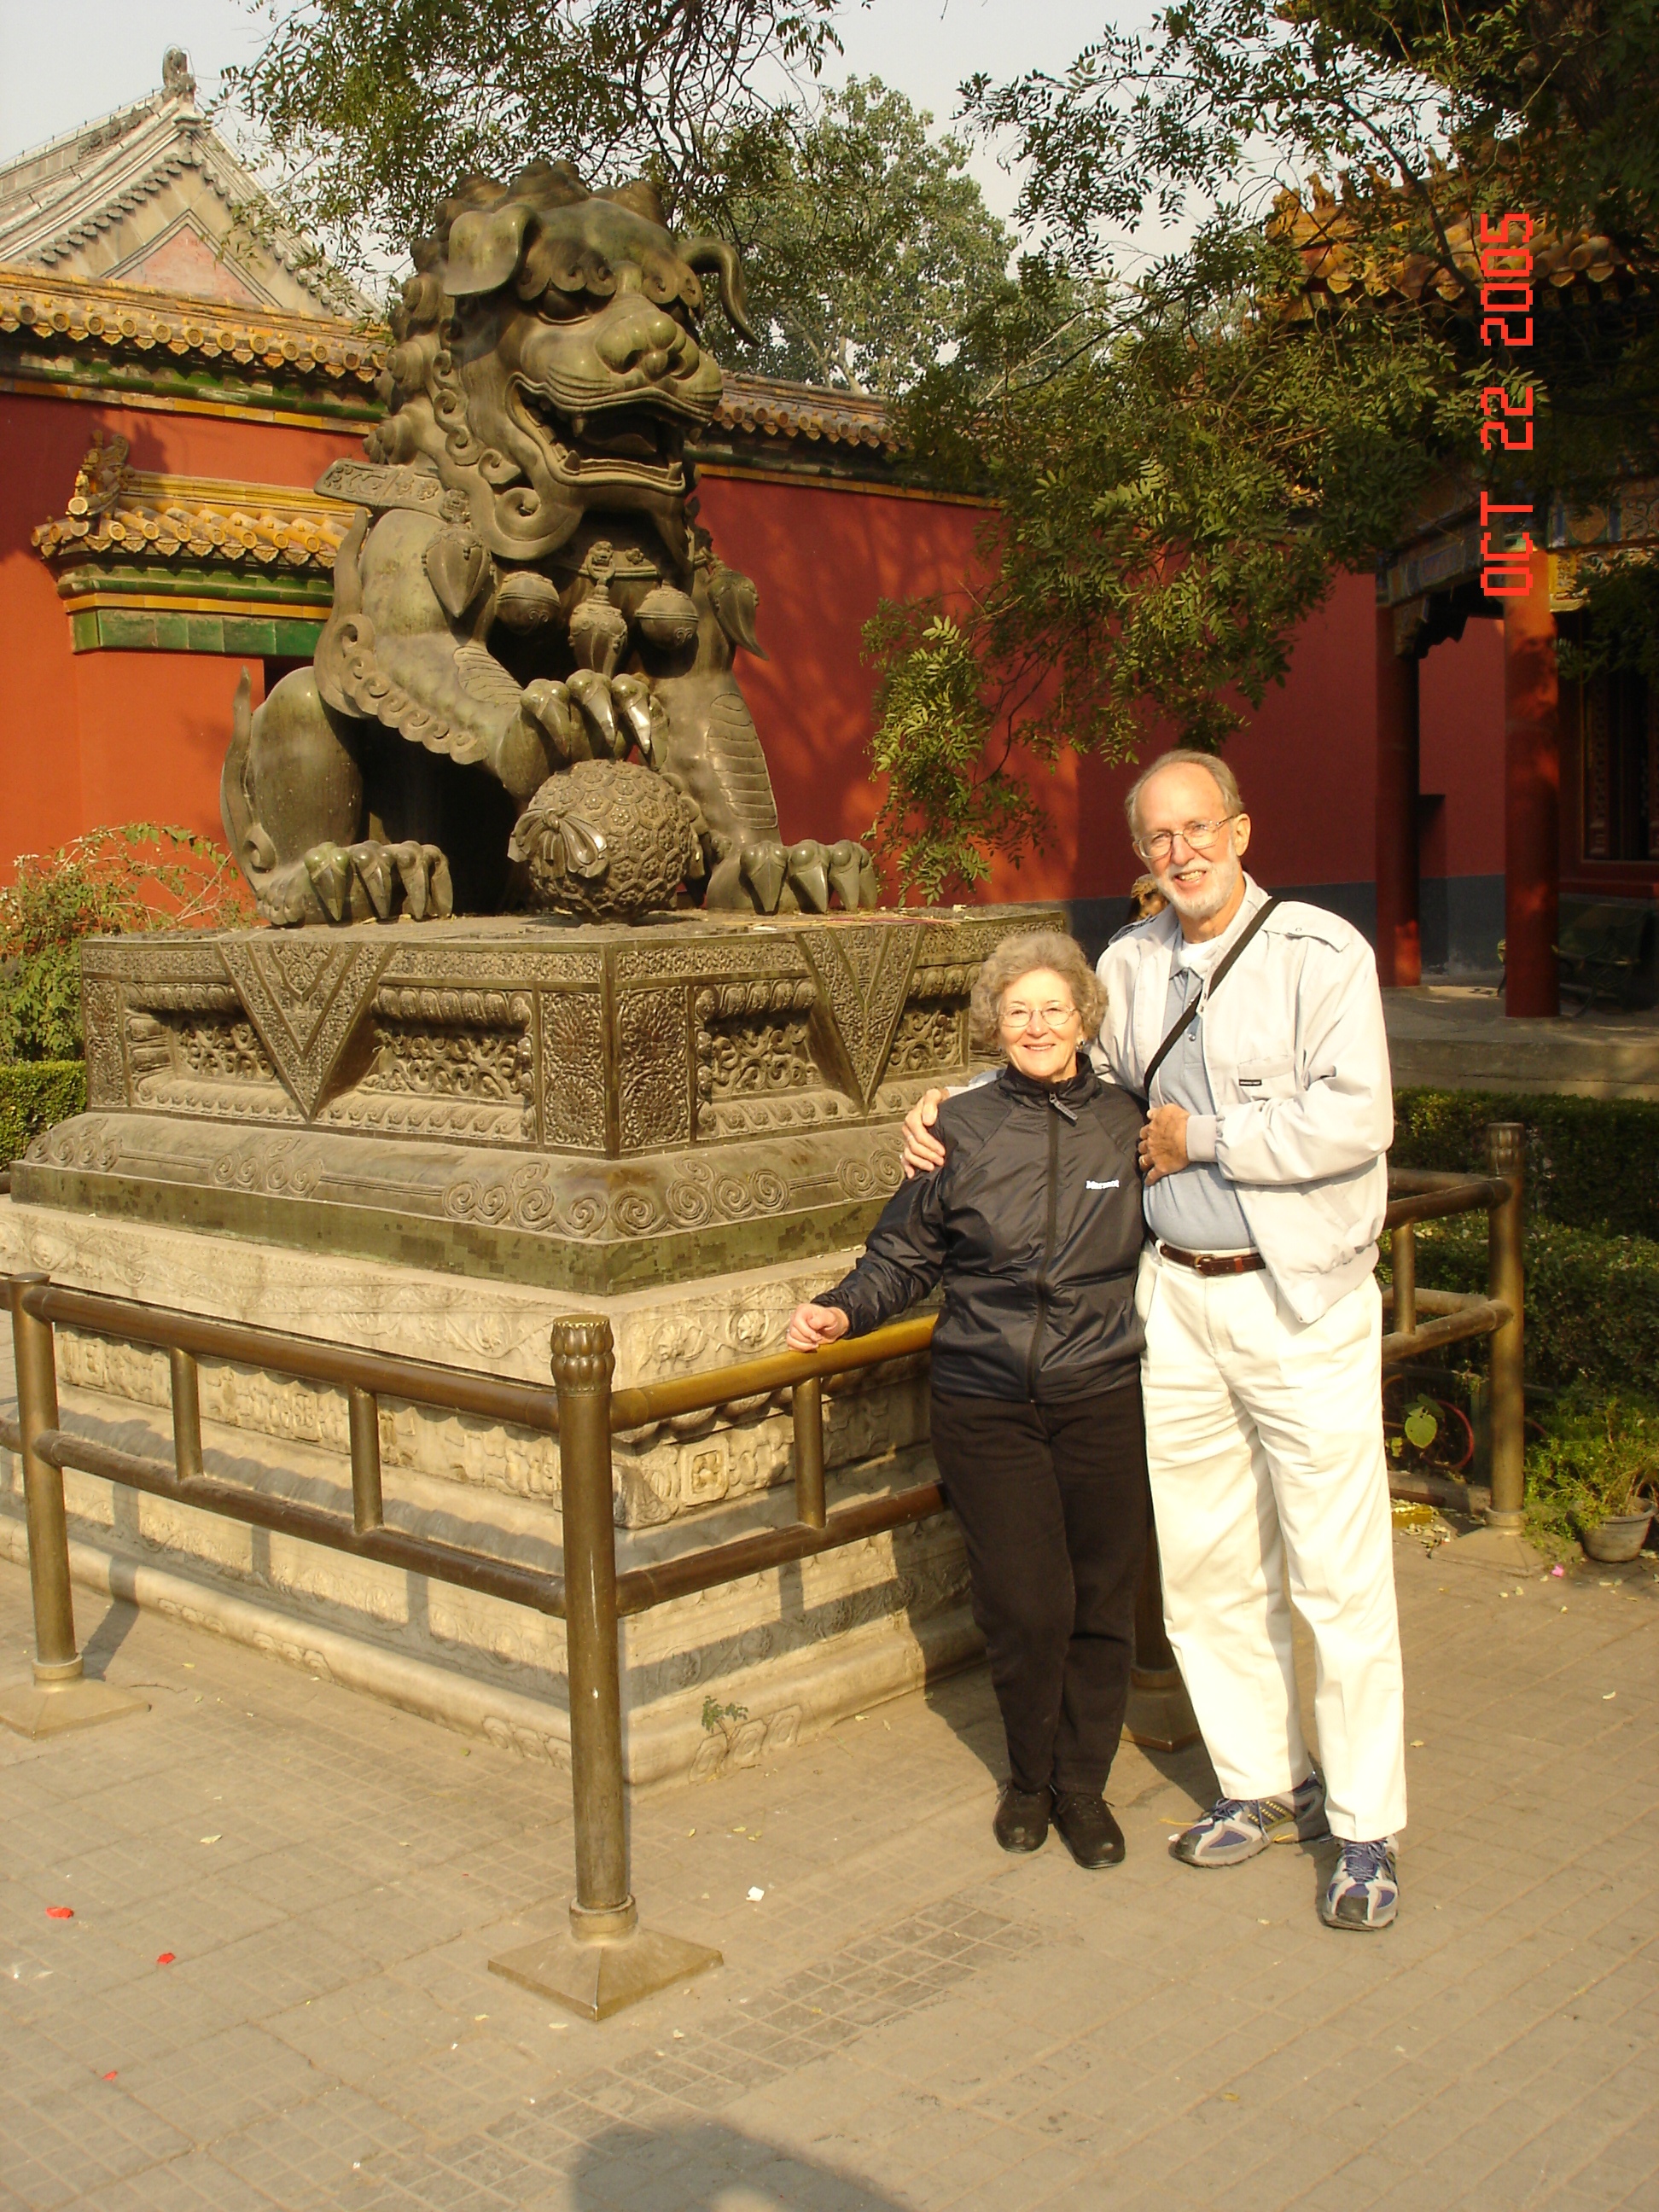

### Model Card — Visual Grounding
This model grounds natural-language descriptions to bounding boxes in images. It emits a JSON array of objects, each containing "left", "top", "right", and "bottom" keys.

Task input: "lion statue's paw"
[
  {"left": 254, "top": 840, "right": 455, "bottom": 928},
  {"left": 705, "top": 836, "right": 877, "bottom": 915}
]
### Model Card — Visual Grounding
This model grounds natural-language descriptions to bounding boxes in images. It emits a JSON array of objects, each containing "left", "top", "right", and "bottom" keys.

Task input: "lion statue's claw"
[
  {"left": 828, "top": 838, "right": 879, "bottom": 911},
  {"left": 257, "top": 840, "right": 453, "bottom": 927},
  {"left": 787, "top": 840, "right": 831, "bottom": 914}
]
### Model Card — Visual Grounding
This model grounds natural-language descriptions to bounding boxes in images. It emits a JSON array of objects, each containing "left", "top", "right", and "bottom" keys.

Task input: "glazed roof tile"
[
  {"left": 0, "top": 266, "right": 899, "bottom": 450},
  {"left": 0, "top": 265, "right": 382, "bottom": 387},
  {"left": 33, "top": 433, "right": 352, "bottom": 572},
  {"left": 0, "top": 59, "right": 368, "bottom": 316},
  {"left": 1272, "top": 180, "right": 1659, "bottom": 317}
]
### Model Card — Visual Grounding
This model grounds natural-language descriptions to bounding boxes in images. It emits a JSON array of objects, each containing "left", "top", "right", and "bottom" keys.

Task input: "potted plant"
[{"left": 1524, "top": 1388, "right": 1659, "bottom": 1563}]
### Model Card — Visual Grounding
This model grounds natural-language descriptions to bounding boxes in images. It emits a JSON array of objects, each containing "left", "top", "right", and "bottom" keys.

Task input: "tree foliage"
[
  {"left": 684, "top": 78, "right": 1011, "bottom": 395},
  {"left": 0, "top": 827, "right": 252, "bottom": 1062},
  {"left": 224, "top": 0, "right": 841, "bottom": 286},
  {"left": 864, "top": 0, "right": 1659, "bottom": 895}
]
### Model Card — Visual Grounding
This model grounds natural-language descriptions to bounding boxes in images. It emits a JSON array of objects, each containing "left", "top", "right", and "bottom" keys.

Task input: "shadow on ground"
[
  {"left": 78, "top": 1594, "right": 140, "bottom": 1674},
  {"left": 568, "top": 2117, "right": 911, "bottom": 2209}
]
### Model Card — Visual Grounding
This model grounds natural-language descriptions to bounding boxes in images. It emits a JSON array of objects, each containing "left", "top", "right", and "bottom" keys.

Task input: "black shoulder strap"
[{"left": 1142, "top": 895, "right": 1281, "bottom": 1103}]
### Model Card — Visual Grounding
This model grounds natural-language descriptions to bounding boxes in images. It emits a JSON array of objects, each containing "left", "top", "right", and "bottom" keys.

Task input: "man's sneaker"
[
  {"left": 1172, "top": 1770, "right": 1329, "bottom": 1867},
  {"left": 1319, "top": 1838, "right": 1400, "bottom": 1930}
]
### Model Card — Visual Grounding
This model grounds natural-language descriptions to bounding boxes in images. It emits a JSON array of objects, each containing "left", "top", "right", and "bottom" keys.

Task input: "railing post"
[
  {"left": 347, "top": 1385, "right": 383, "bottom": 1533},
  {"left": 554, "top": 1317, "right": 632, "bottom": 1938},
  {"left": 792, "top": 1374, "right": 827, "bottom": 1529},
  {"left": 1124, "top": 1524, "right": 1200, "bottom": 1752},
  {"left": 170, "top": 1349, "right": 204, "bottom": 1481},
  {"left": 1392, "top": 1220, "right": 1417, "bottom": 1337},
  {"left": 1485, "top": 1122, "right": 1527, "bottom": 1532},
  {"left": 0, "top": 1276, "right": 146, "bottom": 1738},
  {"left": 489, "top": 1314, "right": 719, "bottom": 2021}
]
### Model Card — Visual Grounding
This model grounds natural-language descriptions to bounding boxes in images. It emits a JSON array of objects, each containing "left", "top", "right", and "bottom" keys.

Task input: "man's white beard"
[{"left": 1160, "top": 846, "right": 1242, "bottom": 923}]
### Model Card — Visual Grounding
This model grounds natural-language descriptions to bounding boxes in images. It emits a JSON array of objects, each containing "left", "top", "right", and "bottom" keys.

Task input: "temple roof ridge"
[{"left": 0, "top": 49, "right": 371, "bottom": 319}]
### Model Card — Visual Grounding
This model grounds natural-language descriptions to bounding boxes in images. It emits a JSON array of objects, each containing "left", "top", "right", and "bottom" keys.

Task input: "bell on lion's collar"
[{"left": 568, "top": 584, "right": 628, "bottom": 675}]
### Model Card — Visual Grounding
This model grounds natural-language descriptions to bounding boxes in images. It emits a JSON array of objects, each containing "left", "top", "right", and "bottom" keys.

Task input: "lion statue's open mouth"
[
  {"left": 508, "top": 384, "right": 692, "bottom": 490},
  {"left": 220, "top": 157, "right": 878, "bottom": 928}
]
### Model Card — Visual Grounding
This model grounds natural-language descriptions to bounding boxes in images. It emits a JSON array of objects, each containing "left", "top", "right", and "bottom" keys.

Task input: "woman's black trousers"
[{"left": 930, "top": 1381, "right": 1150, "bottom": 1798}]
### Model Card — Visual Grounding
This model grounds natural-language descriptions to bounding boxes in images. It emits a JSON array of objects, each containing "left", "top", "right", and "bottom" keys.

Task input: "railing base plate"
[
  {"left": 1441, "top": 1525, "right": 1544, "bottom": 1575},
  {"left": 488, "top": 1925, "right": 722, "bottom": 2021},
  {"left": 0, "top": 1678, "right": 149, "bottom": 1740},
  {"left": 1126, "top": 1668, "right": 1202, "bottom": 1754}
]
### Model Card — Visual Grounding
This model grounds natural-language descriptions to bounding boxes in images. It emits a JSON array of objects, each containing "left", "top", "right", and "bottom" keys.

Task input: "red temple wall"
[
  {"left": 0, "top": 384, "right": 1512, "bottom": 942},
  {"left": 0, "top": 391, "right": 360, "bottom": 867}
]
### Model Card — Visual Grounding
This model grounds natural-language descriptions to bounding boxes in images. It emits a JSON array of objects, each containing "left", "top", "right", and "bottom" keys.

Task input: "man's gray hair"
[
  {"left": 1124, "top": 748, "right": 1244, "bottom": 835},
  {"left": 969, "top": 931, "right": 1108, "bottom": 1057}
]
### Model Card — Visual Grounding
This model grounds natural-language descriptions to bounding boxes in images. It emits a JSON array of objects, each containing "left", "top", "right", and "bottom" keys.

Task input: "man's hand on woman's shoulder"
[{"left": 901, "top": 1087, "right": 951, "bottom": 1178}]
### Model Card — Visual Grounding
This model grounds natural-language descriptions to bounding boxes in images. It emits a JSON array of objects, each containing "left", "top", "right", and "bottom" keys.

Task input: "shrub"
[
  {"left": 1406, "top": 1212, "right": 1659, "bottom": 1394},
  {"left": 1522, "top": 1384, "right": 1659, "bottom": 1559},
  {"left": 0, "top": 1062, "right": 86, "bottom": 1167},
  {"left": 1393, "top": 1087, "right": 1659, "bottom": 1242},
  {"left": 0, "top": 824, "right": 252, "bottom": 1061}
]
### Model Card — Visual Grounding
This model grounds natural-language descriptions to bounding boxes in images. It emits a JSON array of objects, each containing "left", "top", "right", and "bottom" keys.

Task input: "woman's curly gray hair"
[{"left": 969, "top": 931, "right": 1108, "bottom": 1057}]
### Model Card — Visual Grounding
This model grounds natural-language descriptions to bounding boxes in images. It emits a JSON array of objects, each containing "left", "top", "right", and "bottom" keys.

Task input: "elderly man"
[{"left": 903, "top": 748, "right": 1405, "bottom": 1930}]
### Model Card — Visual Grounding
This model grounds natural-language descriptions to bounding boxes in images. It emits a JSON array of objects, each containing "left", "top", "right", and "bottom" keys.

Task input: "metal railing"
[
  {"left": 0, "top": 1120, "right": 1524, "bottom": 2017},
  {"left": 1381, "top": 1121, "right": 1526, "bottom": 1529}
]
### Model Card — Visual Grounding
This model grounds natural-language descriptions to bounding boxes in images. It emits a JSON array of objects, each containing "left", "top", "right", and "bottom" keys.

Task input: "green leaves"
[
  {"left": 0, "top": 826, "right": 252, "bottom": 1062},
  {"left": 862, "top": 605, "right": 1049, "bottom": 904},
  {"left": 683, "top": 79, "right": 1012, "bottom": 397},
  {"left": 862, "top": 0, "right": 1659, "bottom": 894},
  {"left": 223, "top": 0, "right": 843, "bottom": 287},
  {"left": 1524, "top": 1382, "right": 1659, "bottom": 1550}
]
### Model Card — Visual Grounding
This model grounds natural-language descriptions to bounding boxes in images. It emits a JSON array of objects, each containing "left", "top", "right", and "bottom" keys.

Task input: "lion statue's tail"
[{"left": 220, "top": 667, "right": 274, "bottom": 879}]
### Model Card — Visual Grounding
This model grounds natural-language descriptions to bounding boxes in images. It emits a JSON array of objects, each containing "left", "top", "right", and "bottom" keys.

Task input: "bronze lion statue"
[{"left": 221, "top": 160, "right": 877, "bottom": 926}]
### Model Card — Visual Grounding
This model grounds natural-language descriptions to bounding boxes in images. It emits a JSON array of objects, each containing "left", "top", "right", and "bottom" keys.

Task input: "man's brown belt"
[{"left": 1156, "top": 1243, "right": 1267, "bottom": 1277}]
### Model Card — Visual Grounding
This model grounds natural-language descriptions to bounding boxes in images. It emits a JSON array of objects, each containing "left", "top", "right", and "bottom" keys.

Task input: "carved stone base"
[
  {"left": 21, "top": 907, "right": 1051, "bottom": 1291},
  {"left": 0, "top": 1201, "right": 978, "bottom": 1784}
]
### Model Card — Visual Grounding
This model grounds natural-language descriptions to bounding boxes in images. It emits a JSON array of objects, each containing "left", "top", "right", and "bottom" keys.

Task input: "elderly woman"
[{"left": 787, "top": 932, "right": 1149, "bottom": 1869}]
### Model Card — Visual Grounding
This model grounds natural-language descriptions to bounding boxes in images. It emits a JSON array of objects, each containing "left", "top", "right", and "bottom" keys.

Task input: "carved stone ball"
[{"left": 509, "top": 760, "right": 702, "bottom": 922}]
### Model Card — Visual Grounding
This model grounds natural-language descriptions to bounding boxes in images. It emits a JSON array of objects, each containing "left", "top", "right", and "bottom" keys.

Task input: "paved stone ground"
[{"left": 3, "top": 1528, "right": 1659, "bottom": 2212}]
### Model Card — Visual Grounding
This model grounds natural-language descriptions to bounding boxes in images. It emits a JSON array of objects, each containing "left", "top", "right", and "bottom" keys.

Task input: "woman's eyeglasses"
[{"left": 1001, "top": 1004, "right": 1080, "bottom": 1033}]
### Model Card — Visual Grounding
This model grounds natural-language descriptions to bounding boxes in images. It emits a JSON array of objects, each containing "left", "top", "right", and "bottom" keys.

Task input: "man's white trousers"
[{"left": 1137, "top": 1249, "right": 1407, "bottom": 1842}]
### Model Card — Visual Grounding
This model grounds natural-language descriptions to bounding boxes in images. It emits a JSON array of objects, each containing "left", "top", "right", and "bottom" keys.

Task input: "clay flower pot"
[{"left": 1582, "top": 1504, "right": 1656, "bottom": 1563}]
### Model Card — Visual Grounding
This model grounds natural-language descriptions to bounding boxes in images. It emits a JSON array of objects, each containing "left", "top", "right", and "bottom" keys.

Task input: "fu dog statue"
[{"left": 221, "top": 161, "right": 878, "bottom": 926}]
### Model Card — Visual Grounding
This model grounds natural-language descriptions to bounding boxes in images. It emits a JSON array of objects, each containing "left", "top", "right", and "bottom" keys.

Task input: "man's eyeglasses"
[
  {"left": 1133, "top": 813, "right": 1240, "bottom": 864},
  {"left": 1001, "top": 1003, "right": 1080, "bottom": 1033}
]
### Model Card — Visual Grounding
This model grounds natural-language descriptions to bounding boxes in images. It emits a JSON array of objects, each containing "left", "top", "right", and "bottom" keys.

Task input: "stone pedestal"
[{"left": 3, "top": 907, "right": 1055, "bottom": 1783}]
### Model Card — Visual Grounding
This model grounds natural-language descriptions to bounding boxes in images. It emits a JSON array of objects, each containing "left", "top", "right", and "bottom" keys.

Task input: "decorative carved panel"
[
  {"left": 539, "top": 990, "right": 608, "bottom": 1151},
  {"left": 618, "top": 987, "right": 690, "bottom": 1150}
]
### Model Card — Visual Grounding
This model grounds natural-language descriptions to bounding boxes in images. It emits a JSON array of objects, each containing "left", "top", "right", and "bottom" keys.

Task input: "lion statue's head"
[{"left": 366, "top": 161, "right": 751, "bottom": 574}]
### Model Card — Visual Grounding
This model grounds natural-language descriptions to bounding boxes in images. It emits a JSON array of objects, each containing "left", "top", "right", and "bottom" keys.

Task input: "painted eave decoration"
[
  {"left": 32, "top": 432, "right": 352, "bottom": 573},
  {"left": 0, "top": 268, "right": 900, "bottom": 457},
  {"left": 1272, "top": 179, "right": 1659, "bottom": 320}
]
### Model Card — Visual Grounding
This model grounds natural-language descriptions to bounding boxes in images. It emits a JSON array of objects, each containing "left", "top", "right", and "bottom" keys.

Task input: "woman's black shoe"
[
  {"left": 1051, "top": 1792, "right": 1126, "bottom": 1868},
  {"left": 993, "top": 1783, "right": 1051, "bottom": 1853}
]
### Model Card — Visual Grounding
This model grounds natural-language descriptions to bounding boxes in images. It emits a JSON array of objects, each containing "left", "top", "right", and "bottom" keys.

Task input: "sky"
[{"left": 0, "top": 0, "right": 1161, "bottom": 235}]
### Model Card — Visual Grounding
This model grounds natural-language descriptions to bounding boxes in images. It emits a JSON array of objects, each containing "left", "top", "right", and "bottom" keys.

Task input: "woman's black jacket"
[{"left": 818, "top": 1064, "right": 1146, "bottom": 1401}]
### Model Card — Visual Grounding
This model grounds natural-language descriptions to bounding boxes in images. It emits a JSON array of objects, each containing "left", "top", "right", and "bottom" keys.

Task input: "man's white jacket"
[{"left": 1094, "top": 876, "right": 1394, "bottom": 1324}]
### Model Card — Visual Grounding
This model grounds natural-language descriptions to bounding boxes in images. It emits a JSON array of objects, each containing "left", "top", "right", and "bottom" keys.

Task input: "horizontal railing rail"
[{"left": 0, "top": 1120, "right": 1525, "bottom": 2020}]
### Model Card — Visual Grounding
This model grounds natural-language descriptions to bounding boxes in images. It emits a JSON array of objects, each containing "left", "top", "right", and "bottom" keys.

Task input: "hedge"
[
  {"left": 1393, "top": 1087, "right": 1659, "bottom": 1241},
  {"left": 0, "top": 1062, "right": 85, "bottom": 1167},
  {"left": 1401, "top": 1211, "right": 1659, "bottom": 1394}
]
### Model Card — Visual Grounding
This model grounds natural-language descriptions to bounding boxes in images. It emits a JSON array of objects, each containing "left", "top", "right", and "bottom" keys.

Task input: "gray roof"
[{"left": 0, "top": 48, "right": 370, "bottom": 318}]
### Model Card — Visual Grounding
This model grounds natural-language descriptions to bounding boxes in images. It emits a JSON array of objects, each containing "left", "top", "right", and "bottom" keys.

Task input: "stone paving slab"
[{"left": 3, "top": 1528, "right": 1659, "bottom": 2210}]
